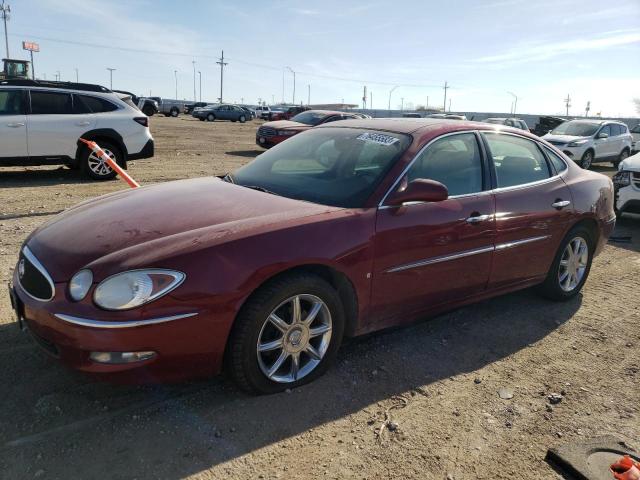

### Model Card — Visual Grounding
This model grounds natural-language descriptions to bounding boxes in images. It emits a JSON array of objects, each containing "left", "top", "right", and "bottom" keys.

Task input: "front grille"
[
  {"left": 258, "top": 127, "right": 277, "bottom": 137},
  {"left": 17, "top": 247, "right": 55, "bottom": 301}
]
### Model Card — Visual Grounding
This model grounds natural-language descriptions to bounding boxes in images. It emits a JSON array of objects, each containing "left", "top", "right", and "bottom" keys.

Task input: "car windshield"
[
  {"left": 231, "top": 127, "right": 411, "bottom": 208},
  {"left": 631, "top": 125, "right": 640, "bottom": 133},
  {"left": 290, "top": 111, "right": 329, "bottom": 126},
  {"left": 551, "top": 121, "right": 599, "bottom": 136}
]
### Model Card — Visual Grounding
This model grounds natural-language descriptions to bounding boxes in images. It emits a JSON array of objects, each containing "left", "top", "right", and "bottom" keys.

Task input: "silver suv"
[{"left": 543, "top": 119, "right": 632, "bottom": 169}]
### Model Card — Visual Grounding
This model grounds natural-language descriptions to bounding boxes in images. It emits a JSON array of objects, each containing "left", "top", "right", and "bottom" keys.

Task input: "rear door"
[
  {"left": 481, "top": 132, "right": 574, "bottom": 288},
  {"left": 0, "top": 89, "right": 28, "bottom": 158},
  {"left": 594, "top": 124, "right": 612, "bottom": 159},
  {"left": 26, "top": 90, "right": 94, "bottom": 158},
  {"left": 371, "top": 132, "right": 495, "bottom": 325}
]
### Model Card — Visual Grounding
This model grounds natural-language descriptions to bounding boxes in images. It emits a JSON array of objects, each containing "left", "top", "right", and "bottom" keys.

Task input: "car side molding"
[{"left": 54, "top": 312, "right": 198, "bottom": 329}]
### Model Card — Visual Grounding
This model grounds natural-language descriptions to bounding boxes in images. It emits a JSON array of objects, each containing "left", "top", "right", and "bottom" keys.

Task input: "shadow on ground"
[
  {"left": 0, "top": 167, "right": 87, "bottom": 188},
  {"left": 0, "top": 288, "right": 582, "bottom": 478},
  {"left": 225, "top": 150, "right": 262, "bottom": 158}
]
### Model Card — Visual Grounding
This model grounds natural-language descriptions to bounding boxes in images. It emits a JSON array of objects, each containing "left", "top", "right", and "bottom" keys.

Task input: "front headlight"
[
  {"left": 278, "top": 130, "right": 297, "bottom": 136},
  {"left": 93, "top": 269, "right": 185, "bottom": 311},
  {"left": 69, "top": 269, "right": 93, "bottom": 301},
  {"left": 613, "top": 171, "right": 631, "bottom": 187},
  {"left": 567, "top": 139, "right": 589, "bottom": 147}
]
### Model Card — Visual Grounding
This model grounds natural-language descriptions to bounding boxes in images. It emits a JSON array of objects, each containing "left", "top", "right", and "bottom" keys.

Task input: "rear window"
[
  {"left": 76, "top": 95, "right": 118, "bottom": 113},
  {"left": 291, "top": 111, "right": 328, "bottom": 126},
  {"left": 30, "top": 91, "right": 73, "bottom": 114}
]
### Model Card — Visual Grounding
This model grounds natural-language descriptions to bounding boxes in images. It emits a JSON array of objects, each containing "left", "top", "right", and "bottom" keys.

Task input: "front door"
[
  {"left": 593, "top": 124, "right": 613, "bottom": 159},
  {"left": 371, "top": 132, "right": 495, "bottom": 326},
  {"left": 481, "top": 132, "right": 574, "bottom": 288},
  {"left": 0, "top": 89, "right": 28, "bottom": 159}
]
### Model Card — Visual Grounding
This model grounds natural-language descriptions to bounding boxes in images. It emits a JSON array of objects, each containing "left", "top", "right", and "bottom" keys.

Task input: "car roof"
[{"left": 315, "top": 117, "right": 515, "bottom": 135}]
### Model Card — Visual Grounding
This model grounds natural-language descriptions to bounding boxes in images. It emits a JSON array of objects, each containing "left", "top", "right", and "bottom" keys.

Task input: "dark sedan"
[
  {"left": 193, "top": 104, "right": 250, "bottom": 123},
  {"left": 10, "top": 119, "right": 615, "bottom": 394}
]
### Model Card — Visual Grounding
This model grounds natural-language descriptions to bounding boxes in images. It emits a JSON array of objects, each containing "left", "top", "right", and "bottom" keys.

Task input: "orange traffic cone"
[{"left": 79, "top": 138, "right": 140, "bottom": 188}]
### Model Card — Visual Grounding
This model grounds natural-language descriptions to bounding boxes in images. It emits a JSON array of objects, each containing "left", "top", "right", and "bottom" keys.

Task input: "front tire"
[
  {"left": 536, "top": 226, "right": 594, "bottom": 301},
  {"left": 80, "top": 140, "right": 122, "bottom": 181},
  {"left": 207, "top": 113, "right": 215, "bottom": 122},
  {"left": 170, "top": 108, "right": 179, "bottom": 117},
  {"left": 580, "top": 150, "right": 594, "bottom": 169},
  {"left": 239, "top": 115, "right": 246, "bottom": 123},
  {"left": 227, "top": 274, "right": 345, "bottom": 395}
]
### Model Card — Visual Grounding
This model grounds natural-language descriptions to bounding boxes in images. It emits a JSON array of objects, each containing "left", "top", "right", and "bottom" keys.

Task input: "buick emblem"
[{"left": 18, "top": 259, "right": 25, "bottom": 279}]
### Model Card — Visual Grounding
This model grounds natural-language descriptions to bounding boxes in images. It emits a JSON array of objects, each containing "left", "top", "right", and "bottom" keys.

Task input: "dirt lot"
[{"left": 0, "top": 116, "right": 638, "bottom": 479}]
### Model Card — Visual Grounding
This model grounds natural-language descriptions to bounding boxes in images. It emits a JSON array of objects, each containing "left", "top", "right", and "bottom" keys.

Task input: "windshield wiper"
[{"left": 242, "top": 185, "right": 280, "bottom": 196}]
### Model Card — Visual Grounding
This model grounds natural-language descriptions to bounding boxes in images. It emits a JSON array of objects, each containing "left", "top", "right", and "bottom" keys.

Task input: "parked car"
[
  {"left": 484, "top": 117, "right": 529, "bottom": 131},
  {"left": 402, "top": 113, "right": 422, "bottom": 118},
  {"left": 184, "top": 102, "right": 208, "bottom": 114},
  {"left": 543, "top": 119, "right": 632, "bottom": 169},
  {"left": 270, "top": 106, "right": 310, "bottom": 121},
  {"left": 256, "top": 110, "right": 363, "bottom": 148},
  {"left": 0, "top": 79, "right": 154, "bottom": 180},
  {"left": 192, "top": 104, "right": 250, "bottom": 123},
  {"left": 239, "top": 105, "right": 256, "bottom": 119},
  {"left": 113, "top": 90, "right": 158, "bottom": 117},
  {"left": 9, "top": 118, "right": 615, "bottom": 393},
  {"left": 427, "top": 113, "right": 467, "bottom": 120},
  {"left": 533, "top": 116, "right": 566, "bottom": 137},
  {"left": 255, "top": 105, "right": 271, "bottom": 120},
  {"left": 613, "top": 152, "right": 640, "bottom": 216},
  {"left": 630, "top": 124, "right": 640, "bottom": 154},
  {"left": 146, "top": 96, "right": 184, "bottom": 118}
]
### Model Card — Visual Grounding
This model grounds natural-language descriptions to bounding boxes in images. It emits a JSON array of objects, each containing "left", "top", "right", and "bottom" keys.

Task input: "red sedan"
[
  {"left": 10, "top": 119, "right": 615, "bottom": 394},
  {"left": 256, "top": 109, "right": 364, "bottom": 148}
]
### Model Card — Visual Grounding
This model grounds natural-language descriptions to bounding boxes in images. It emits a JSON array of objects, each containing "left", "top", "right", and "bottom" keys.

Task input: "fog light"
[{"left": 90, "top": 351, "right": 156, "bottom": 364}]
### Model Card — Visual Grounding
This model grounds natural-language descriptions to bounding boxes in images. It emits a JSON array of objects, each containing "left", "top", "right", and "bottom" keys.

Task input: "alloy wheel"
[
  {"left": 256, "top": 294, "right": 332, "bottom": 383},
  {"left": 87, "top": 148, "right": 115, "bottom": 177},
  {"left": 558, "top": 236, "right": 589, "bottom": 292},
  {"left": 581, "top": 152, "right": 593, "bottom": 169}
]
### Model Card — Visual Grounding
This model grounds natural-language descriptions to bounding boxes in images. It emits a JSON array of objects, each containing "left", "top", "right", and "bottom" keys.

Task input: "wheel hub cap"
[{"left": 558, "top": 236, "right": 588, "bottom": 292}]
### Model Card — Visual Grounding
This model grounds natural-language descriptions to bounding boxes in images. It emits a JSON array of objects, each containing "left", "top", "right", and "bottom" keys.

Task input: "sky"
[{"left": 4, "top": 0, "right": 640, "bottom": 117}]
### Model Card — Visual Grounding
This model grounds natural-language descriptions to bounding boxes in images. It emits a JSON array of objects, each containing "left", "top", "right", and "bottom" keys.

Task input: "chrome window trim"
[
  {"left": 54, "top": 312, "right": 198, "bottom": 329},
  {"left": 18, "top": 246, "right": 55, "bottom": 302},
  {"left": 385, "top": 235, "right": 550, "bottom": 274}
]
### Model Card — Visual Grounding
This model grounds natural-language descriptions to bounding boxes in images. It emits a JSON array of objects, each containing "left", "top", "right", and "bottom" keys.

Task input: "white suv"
[
  {"left": 613, "top": 152, "right": 640, "bottom": 216},
  {"left": 543, "top": 119, "right": 632, "bottom": 169},
  {"left": 0, "top": 80, "right": 154, "bottom": 180}
]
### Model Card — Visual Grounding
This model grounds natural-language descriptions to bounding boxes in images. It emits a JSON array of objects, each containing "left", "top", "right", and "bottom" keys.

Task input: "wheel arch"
[
  {"left": 75, "top": 129, "right": 128, "bottom": 166},
  {"left": 568, "top": 217, "right": 599, "bottom": 246}
]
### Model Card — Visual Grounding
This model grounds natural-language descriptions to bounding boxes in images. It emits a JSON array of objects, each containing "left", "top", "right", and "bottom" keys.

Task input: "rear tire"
[
  {"left": 579, "top": 150, "right": 593, "bottom": 169},
  {"left": 207, "top": 113, "right": 215, "bottom": 122},
  {"left": 613, "top": 149, "right": 629, "bottom": 168},
  {"left": 142, "top": 105, "right": 155, "bottom": 116},
  {"left": 227, "top": 274, "right": 345, "bottom": 395},
  {"left": 80, "top": 140, "right": 122, "bottom": 181},
  {"left": 170, "top": 108, "right": 179, "bottom": 118},
  {"left": 536, "top": 225, "right": 594, "bottom": 301}
]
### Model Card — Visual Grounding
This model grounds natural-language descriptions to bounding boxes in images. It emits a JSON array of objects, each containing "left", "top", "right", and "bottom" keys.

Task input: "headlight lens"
[
  {"left": 93, "top": 269, "right": 185, "bottom": 311},
  {"left": 69, "top": 269, "right": 93, "bottom": 301},
  {"left": 567, "top": 139, "right": 589, "bottom": 147},
  {"left": 613, "top": 171, "right": 631, "bottom": 187}
]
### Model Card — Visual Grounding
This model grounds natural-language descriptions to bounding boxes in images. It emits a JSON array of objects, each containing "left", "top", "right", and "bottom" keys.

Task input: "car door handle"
[
  {"left": 552, "top": 200, "right": 571, "bottom": 209},
  {"left": 6, "top": 122, "right": 25, "bottom": 127},
  {"left": 466, "top": 214, "right": 492, "bottom": 224},
  {"left": 75, "top": 121, "right": 91, "bottom": 126}
]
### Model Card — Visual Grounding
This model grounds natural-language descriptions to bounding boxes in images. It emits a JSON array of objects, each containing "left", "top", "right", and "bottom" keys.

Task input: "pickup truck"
[{"left": 145, "top": 97, "right": 186, "bottom": 117}]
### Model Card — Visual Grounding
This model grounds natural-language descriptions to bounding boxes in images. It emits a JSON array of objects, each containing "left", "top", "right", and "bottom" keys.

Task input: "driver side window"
[{"left": 406, "top": 133, "right": 484, "bottom": 196}]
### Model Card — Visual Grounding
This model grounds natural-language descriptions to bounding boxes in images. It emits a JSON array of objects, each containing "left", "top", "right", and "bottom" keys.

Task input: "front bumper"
[
  {"left": 128, "top": 139, "right": 154, "bottom": 160},
  {"left": 256, "top": 134, "right": 289, "bottom": 148},
  {"left": 615, "top": 183, "right": 640, "bottom": 214},
  {"left": 10, "top": 268, "right": 218, "bottom": 383}
]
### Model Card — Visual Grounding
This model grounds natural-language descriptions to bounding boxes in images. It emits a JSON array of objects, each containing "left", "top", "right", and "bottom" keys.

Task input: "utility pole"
[
  {"left": 198, "top": 71, "right": 202, "bottom": 102},
  {"left": 363, "top": 86, "right": 367, "bottom": 109},
  {"left": 307, "top": 84, "right": 310, "bottom": 105},
  {"left": 585, "top": 101, "right": 590, "bottom": 118},
  {"left": 75, "top": 68, "right": 78, "bottom": 83},
  {"left": 286, "top": 66, "right": 295, "bottom": 104},
  {"left": 174, "top": 70, "right": 178, "bottom": 99},
  {"left": 192, "top": 60, "right": 196, "bottom": 102},
  {"left": 507, "top": 91, "right": 518, "bottom": 115},
  {"left": 442, "top": 81, "right": 449, "bottom": 112},
  {"left": 388, "top": 85, "right": 399, "bottom": 112},
  {"left": 400, "top": 97, "right": 404, "bottom": 111},
  {"left": 106, "top": 68, "right": 115, "bottom": 89},
  {"left": 370, "top": 91, "right": 372, "bottom": 111},
  {"left": 426, "top": 96, "right": 429, "bottom": 110},
  {"left": 216, "top": 50, "right": 227, "bottom": 103},
  {"left": 55, "top": 70, "right": 60, "bottom": 82},
  {"left": 564, "top": 94, "right": 571, "bottom": 117},
  {"left": 1, "top": 1, "right": 9, "bottom": 59},
  {"left": 448, "top": 98, "right": 451, "bottom": 112}
]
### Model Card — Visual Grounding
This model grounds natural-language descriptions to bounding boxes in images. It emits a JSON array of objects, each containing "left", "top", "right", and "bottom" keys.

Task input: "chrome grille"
[{"left": 17, "top": 247, "right": 55, "bottom": 301}]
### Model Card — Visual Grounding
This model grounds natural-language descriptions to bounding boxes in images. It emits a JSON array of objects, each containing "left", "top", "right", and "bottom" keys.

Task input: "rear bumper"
[{"left": 128, "top": 139, "right": 154, "bottom": 160}]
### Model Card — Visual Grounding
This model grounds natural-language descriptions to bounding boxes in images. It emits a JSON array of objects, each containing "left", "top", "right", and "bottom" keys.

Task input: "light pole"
[
  {"left": 388, "top": 86, "right": 399, "bottom": 112},
  {"left": 75, "top": 68, "right": 78, "bottom": 83},
  {"left": 174, "top": 70, "right": 178, "bottom": 99},
  {"left": 0, "top": 1, "right": 9, "bottom": 59},
  {"left": 307, "top": 84, "right": 310, "bottom": 105},
  {"left": 286, "top": 66, "right": 296, "bottom": 104},
  {"left": 55, "top": 70, "right": 60, "bottom": 81},
  {"left": 507, "top": 91, "right": 518, "bottom": 115},
  {"left": 216, "top": 50, "right": 227, "bottom": 103},
  {"left": 400, "top": 97, "right": 404, "bottom": 111},
  {"left": 192, "top": 60, "right": 196, "bottom": 102},
  {"left": 106, "top": 68, "right": 115, "bottom": 89},
  {"left": 198, "top": 71, "right": 202, "bottom": 102}
]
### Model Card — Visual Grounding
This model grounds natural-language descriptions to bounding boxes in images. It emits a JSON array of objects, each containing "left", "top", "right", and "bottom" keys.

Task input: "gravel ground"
[{"left": 0, "top": 116, "right": 638, "bottom": 479}]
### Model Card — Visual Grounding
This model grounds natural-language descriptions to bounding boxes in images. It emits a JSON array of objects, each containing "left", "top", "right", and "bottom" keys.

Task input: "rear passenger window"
[
  {"left": 544, "top": 147, "right": 568, "bottom": 174},
  {"left": 30, "top": 91, "right": 73, "bottom": 114},
  {"left": 483, "top": 133, "right": 551, "bottom": 188},
  {"left": 407, "top": 133, "right": 483, "bottom": 196},
  {"left": 610, "top": 124, "right": 621, "bottom": 136},
  {"left": 76, "top": 95, "right": 118, "bottom": 113},
  {"left": 0, "top": 90, "right": 25, "bottom": 115}
]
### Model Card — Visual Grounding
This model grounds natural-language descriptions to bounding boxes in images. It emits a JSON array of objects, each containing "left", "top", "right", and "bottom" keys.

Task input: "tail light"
[{"left": 134, "top": 117, "right": 148, "bottom": 127}]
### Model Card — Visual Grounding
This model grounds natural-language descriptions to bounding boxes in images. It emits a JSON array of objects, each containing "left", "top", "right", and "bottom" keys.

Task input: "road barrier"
[{"left": 79, "top": 138, "right": 140, "bottom": 188}]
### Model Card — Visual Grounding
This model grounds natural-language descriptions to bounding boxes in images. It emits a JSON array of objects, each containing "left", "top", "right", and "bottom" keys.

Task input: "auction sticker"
[{"left": 356, "top": 132, "right": 399, "bottom": 146}]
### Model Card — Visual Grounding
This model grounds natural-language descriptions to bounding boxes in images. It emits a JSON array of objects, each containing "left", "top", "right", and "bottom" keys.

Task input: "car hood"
[
  {"left": 26, "top": 177, "right": 340, "bottom": 281},
  {"left": 262, "top": 120, "right": 311, "bottom": 130},
  {"left": 619, "top": 151, "right": 640, "bottom": 172},
  {"left": 542, "top": 134, "right": 589, "bottom": 144}
]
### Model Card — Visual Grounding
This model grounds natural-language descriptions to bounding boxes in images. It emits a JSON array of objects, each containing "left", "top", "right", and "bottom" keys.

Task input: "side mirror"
[
  {"left": 386, "top": 179, "right": 449, "bottom": 206},
  {"left": 597, "top": 132, "right": 609, "bottom": 139}
]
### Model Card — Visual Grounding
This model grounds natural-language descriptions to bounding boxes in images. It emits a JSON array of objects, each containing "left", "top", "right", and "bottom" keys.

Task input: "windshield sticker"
[{"left": 356, "top": 133, "right": 399, "bottom": 146}]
